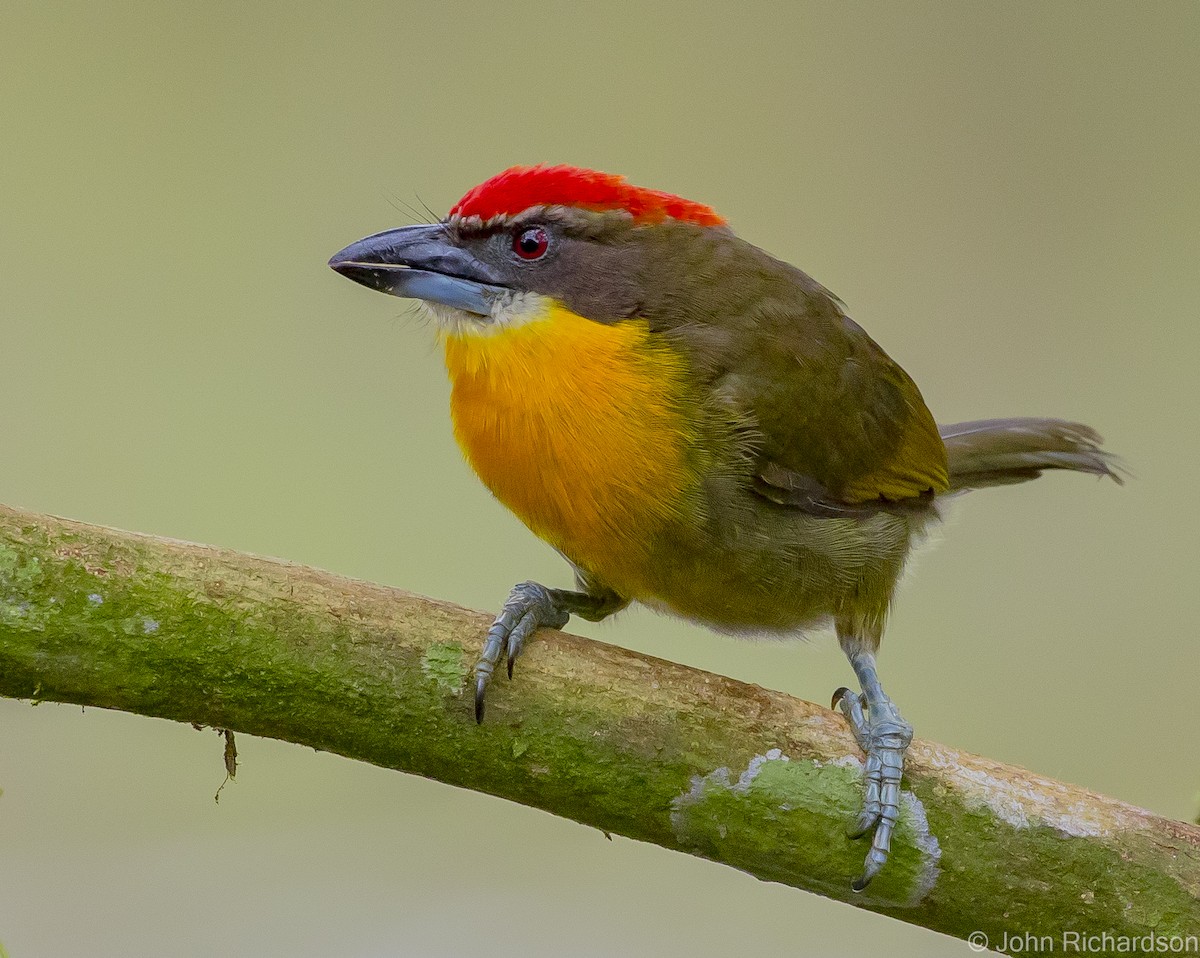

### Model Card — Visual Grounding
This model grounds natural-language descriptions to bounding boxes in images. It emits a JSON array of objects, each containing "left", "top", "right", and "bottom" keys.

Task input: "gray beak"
[{"left": 328, "top": 223, "right": 507, "bottom": 316}]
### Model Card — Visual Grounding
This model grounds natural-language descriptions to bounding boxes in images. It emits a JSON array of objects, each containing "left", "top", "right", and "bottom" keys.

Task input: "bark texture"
[{"left": 0, "top": 503, "right": 1196, "bottom": 950}]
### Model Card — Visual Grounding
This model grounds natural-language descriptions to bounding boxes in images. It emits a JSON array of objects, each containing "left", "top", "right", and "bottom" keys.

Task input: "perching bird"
[{"left": 328, "top": 164, "right": 1120, "bottom": 888}]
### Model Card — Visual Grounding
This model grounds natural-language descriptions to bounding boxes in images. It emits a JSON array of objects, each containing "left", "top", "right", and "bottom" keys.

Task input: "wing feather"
[{"left": 712, "top": 304, "right": 947, "bottom": 511}]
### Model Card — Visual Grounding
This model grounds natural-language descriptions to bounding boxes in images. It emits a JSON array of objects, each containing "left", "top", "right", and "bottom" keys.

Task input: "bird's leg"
[
  {"left": 831, "top": 645, "right": 913, "bottom": 891},
  {"left": 474, "top": 581, "right": 625, "bottom": 723}
]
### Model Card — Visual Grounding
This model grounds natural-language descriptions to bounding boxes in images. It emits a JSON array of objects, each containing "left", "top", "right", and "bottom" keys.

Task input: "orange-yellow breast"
[{"left": 442, "top": 303, "right": 697, "bottom": 595}]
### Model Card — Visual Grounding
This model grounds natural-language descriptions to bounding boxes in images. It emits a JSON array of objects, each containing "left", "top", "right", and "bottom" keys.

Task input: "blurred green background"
[{"left": 2, "top": 2, "right": 1197, "bottom": 955}]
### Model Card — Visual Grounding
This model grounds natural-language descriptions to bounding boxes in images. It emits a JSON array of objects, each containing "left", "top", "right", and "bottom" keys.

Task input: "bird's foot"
[
  {"left": 474, "top": 581, "right": 569, "bottom": 723},
  {"left": 831, "top": 686, "right": 913, "bottom": 891}
]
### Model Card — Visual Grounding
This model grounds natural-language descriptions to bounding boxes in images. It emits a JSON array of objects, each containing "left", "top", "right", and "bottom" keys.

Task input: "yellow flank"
[{"left": 442, "top": 303, "right": 697, "bottom": 596}]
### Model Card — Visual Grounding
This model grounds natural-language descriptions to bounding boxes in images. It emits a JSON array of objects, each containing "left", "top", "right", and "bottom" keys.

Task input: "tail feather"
[{"left": 939, "top": 418, "right": 1124, "bottom": 492}]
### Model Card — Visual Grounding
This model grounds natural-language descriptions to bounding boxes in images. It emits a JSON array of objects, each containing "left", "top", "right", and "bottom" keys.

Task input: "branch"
[{"left": 1, "top": 503, "right": 1196, "bottom": 947}]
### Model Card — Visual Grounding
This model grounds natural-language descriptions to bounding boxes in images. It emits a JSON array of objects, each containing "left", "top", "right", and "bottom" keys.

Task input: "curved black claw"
[
  {"left": 474, "top": 581, "right": 569, "bottom": 723},
  {"left": 833, "top": 685, "right": 912, "bottom": 890}
]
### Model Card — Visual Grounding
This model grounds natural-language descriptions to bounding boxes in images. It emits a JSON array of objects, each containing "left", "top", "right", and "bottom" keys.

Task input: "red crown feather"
[{"left": 450, "top": 165, "right": 726, "bottom": 227}]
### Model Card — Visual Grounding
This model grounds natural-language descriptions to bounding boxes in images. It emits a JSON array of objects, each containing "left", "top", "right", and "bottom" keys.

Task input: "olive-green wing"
[{"left": 719, "top": 303, "right": 948, "bottom": 512}]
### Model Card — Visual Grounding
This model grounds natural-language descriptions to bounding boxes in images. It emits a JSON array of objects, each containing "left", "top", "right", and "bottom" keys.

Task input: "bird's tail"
[{"left": 939, "top": 418, "right": 1124, "bottom": 492}]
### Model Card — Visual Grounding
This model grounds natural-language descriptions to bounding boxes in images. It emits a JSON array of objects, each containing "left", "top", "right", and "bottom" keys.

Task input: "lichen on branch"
[{"left": 0, "top": 503, "right": 1197, "bottom": 947}]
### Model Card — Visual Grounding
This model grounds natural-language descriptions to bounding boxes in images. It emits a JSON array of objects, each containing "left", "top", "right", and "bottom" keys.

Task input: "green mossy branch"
[{"left": 1, "top": 503, "right": 1197, "bottom": 950}]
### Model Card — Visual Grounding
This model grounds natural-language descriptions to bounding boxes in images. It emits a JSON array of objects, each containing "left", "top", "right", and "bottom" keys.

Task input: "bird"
[{"left": 328, "top": 164, "right": 1120, "bottom": 889}]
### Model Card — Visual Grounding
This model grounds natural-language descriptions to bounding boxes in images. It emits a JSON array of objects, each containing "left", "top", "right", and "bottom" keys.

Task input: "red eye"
[{"left": 513, "top": 227, "right": 549, "bottom": 260}]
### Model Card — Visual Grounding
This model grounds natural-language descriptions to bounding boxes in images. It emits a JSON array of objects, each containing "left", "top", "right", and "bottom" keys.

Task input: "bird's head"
[{"left": 328, "top": 165, "right": 731, "bottom": 333}]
